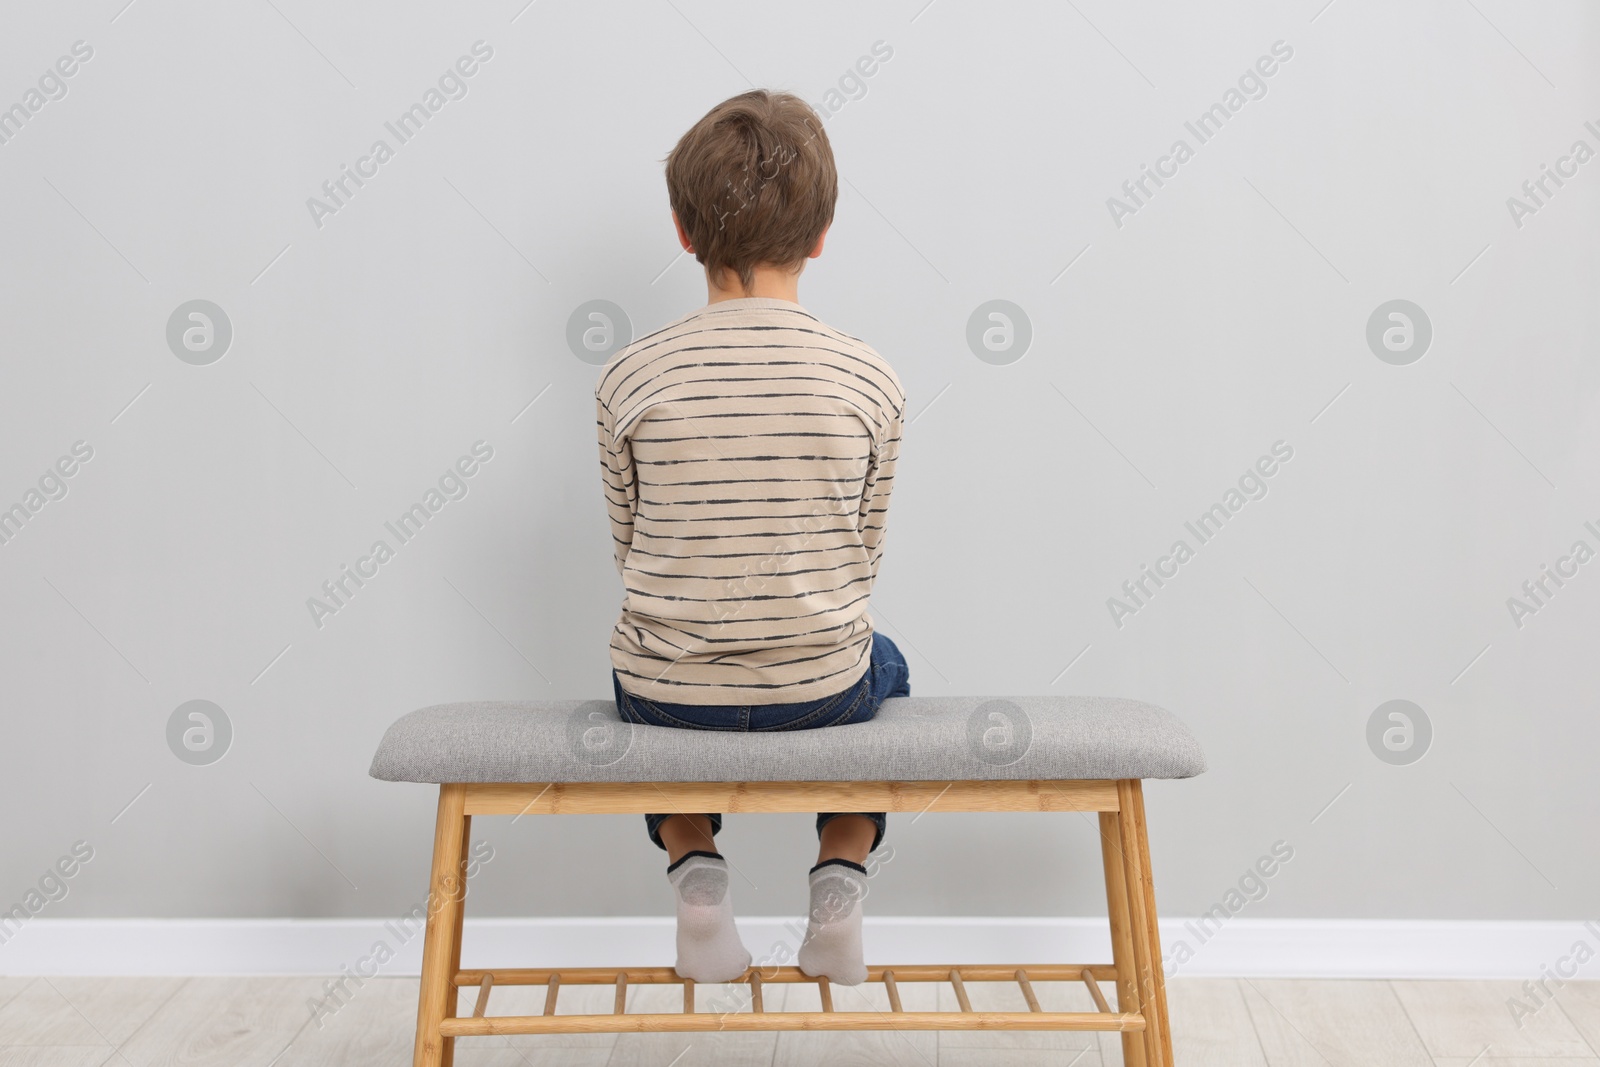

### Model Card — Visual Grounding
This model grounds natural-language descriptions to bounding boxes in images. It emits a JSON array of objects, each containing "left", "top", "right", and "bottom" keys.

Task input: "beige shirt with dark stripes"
[{"left": 596, "top": 297, "right": 905, "bottom": 706}]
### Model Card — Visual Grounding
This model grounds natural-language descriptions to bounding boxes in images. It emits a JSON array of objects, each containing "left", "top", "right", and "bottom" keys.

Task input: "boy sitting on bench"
[{"left": 596, "top": 89, "right": 908, "bottom": 986}]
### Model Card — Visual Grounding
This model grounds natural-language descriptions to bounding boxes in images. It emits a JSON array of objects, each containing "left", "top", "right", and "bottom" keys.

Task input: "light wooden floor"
[{"left": 1, "top": 975, "right": 1597, "bottom": 1065}]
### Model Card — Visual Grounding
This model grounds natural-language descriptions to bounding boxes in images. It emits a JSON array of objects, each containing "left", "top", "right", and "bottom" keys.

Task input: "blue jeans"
[{"left": 611, "top": 631, "right": 911, "bottom": 853}]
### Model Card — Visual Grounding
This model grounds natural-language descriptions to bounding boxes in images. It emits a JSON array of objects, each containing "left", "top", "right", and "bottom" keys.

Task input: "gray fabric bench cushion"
[{"left": 369, "top": 695, "right": 1206, "bottom": 784}]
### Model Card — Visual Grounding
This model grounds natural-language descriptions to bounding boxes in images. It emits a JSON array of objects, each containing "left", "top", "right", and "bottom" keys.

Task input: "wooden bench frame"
[{"left": 411, "top": 778, "right": 1175, "bottom": 1067}]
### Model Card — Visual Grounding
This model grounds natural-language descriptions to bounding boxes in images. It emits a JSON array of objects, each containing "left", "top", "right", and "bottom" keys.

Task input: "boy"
[{"left": 595, "top": 89, "right": 908, "bottom": 985}]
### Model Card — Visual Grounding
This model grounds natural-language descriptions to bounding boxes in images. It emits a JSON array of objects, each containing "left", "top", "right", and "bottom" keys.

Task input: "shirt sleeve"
[
  {"left": 858, "top": 400, "right": 903, "bottom": 582},
  {"left": 597, "top": 394, "right": 636, "bottom": 574}
]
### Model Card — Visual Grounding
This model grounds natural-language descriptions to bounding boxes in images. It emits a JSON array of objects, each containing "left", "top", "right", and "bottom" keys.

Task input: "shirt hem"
[{"left": 612, "top": 653, "right": 871, "bottom": 708}]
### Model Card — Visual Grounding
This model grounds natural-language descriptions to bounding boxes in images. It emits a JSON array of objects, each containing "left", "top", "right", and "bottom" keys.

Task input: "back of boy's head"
[{"left": 665, "top": 90, "right": 837, "bottom": 294}]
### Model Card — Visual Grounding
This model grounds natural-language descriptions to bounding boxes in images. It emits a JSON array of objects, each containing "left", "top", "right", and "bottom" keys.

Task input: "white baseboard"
[{"left": 3, "top": 917, "right": 1595, "bottom": 979}]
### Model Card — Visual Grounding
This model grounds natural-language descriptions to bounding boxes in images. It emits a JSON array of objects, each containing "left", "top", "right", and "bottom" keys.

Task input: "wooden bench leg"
[
  {"left": 1117, "top": 779, "right": 1172, "bottom": 1067},
  {"left": 415, "top": 784, "right": 468, "bottom": 1067},
  {"left": 1100, "top": 807, "right": 1148, "bottom": 1067},
  {"left": 1128, "top": 779, "right": 1176, "bottom": 1066},
  {"left": 442, "top": 810, "right": 471, "bottom": 1067}
]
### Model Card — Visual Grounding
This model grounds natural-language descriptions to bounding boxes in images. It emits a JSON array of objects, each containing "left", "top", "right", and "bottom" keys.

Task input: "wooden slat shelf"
[
  {"left": 437, "top": 963, "right": 1146, "bottom": 1036},
  {"left": 441, "top": 1010, "right": 1145, "bottom": 1036},
  {"left": 454, "top": 963, "right": 1118, "bottom": 986}
]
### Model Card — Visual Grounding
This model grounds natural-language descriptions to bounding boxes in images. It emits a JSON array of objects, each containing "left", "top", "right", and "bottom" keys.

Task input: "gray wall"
[{"left": 2, "top": 0, "right": 1595, "bottom": 929}]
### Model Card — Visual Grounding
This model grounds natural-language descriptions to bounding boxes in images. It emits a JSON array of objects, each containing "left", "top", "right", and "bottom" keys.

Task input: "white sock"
[
  {"left": 667, "top": 851, "right": 751, "bottom": 983},
  {"left": 796, "top": 859, "right": 868, "bottom": 985}
]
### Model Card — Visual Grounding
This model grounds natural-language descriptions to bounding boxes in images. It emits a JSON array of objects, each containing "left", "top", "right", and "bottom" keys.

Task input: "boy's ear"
[
  {"left": 672, "top": 211, "right": 694, "bottom": 253},
  {"left": 808, "top": 224, "right": 829, "bottom": 260}
]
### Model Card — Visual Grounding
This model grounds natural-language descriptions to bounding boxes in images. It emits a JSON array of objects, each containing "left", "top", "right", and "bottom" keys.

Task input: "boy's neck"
[{"left": 704, "top": 263, "right": 804, "bottom": 305}]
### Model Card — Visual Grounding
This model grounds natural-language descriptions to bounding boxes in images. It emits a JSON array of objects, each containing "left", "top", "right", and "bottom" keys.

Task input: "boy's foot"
[
  {"left": 667, "top": 851, "right": 751, "bottom": 983},
  {"left": 796, "top": 859, "right": 868, "bottom": 985}
]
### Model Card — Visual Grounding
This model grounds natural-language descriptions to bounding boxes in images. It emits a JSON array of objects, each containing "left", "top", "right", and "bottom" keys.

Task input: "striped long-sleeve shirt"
[{"left": 596, "top": 296, "right": 905, "bottom": 705}]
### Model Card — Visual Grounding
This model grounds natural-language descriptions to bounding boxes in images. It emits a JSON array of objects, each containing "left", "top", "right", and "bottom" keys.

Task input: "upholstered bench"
[{"left": 371, "top": 694, "right": 1206, "bottom": 1067}]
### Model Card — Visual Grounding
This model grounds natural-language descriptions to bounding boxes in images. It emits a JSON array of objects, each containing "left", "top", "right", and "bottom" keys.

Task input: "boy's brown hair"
[{"left": 664, "top": 90, "right": 837, "bottom": 294}]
